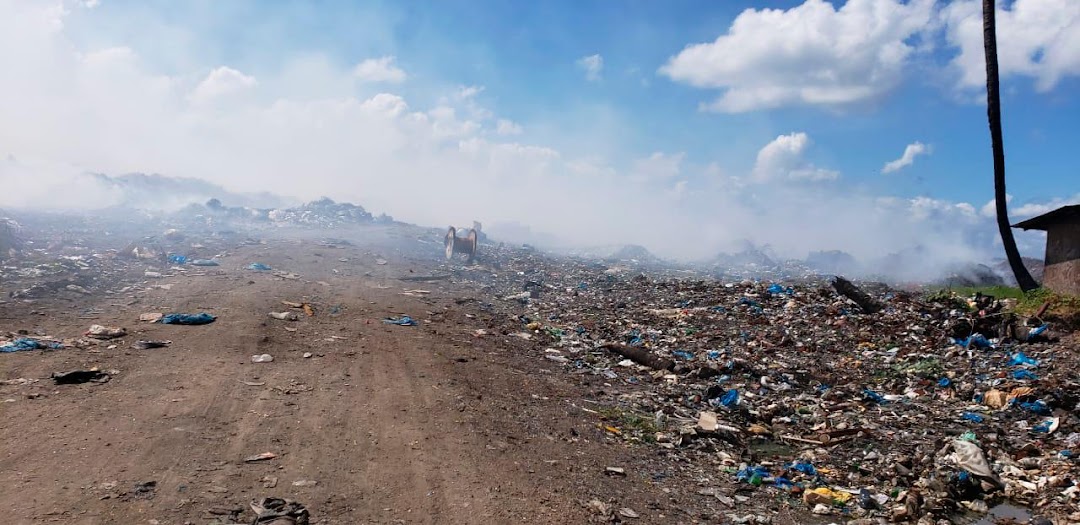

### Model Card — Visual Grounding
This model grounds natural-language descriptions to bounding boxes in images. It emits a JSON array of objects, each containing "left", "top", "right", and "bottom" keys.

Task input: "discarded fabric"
[
  {"left": 1, "top": 338, "right": 62, "bottom": 352},
  {"left": 189, "top": 259, "right": 220, "bottom": 266},
  {"left": 383, "top": 316, "right": 417, "bottom": 326},
  {"left": 160, "top": 312, "right": 217, "bottom": 325},
  {"left": 247, "top": 263, "right": 272, "bottom": 271}
]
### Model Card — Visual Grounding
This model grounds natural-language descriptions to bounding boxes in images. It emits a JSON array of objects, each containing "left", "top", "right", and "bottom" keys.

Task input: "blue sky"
[{"left": 2, "top": 0, "right": 1079, "bottom": 266}]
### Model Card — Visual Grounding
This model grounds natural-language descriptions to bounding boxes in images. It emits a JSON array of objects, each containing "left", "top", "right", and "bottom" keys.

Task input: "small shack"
[{"left": 1013, "top": 205, "right": 1080, "bottom": 295}]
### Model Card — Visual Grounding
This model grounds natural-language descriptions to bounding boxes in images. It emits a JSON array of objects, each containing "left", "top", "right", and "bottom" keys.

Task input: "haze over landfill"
[
  {"left": 2, "top": 2, "right": 1080, "bottom": 524},
  {"left": 2, "top": 0, "right": 1078, "bottom": 280}
]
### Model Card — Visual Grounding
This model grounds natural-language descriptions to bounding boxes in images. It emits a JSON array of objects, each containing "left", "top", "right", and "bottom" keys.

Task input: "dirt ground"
[{"left": 0, "top": 236, "right": 722, "bottom": 525}]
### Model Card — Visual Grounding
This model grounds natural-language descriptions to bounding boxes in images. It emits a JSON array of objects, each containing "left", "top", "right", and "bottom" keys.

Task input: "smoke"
[{"left": 0, "top": 1, "right": 1057, "bottom": 279}]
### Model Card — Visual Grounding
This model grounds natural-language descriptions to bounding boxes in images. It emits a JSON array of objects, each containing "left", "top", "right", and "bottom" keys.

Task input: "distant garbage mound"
[
  {"left": 605, "top": 244, "right": 661, "bottom": 264},
  {"left": 268, "top": 198, "right": 380, "bottom": 228},
  {"left": 0, "top": 216, "right": 22, "bottom": 258},
  {"left": 938, "top": 262, "right": 1007, "bottom": 287}
]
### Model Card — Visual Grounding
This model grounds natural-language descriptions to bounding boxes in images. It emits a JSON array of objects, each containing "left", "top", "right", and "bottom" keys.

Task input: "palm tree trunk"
[{"left": 983, "top": 0, "right": 1039, "bottom": 291}]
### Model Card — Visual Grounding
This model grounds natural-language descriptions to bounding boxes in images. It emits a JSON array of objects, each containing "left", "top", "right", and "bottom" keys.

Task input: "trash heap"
[
  {"left": 454, "top": 247, "right": 1079, "bottom": 523},
  {"left": 0, "top": 216, "right": 21, "bottom": 258},
  {"left": 267, "top": 198, "right": 374, "bottom": 228}
]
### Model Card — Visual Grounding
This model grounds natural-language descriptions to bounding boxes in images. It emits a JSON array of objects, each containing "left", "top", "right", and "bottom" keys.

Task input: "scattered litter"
[
  {"left": 132, "top": 340, "right": 171, "bottom": 350},
  {"left": 251, "top": 354, "right": 274, "bottom": 363},
  {"left": 268, "top": 311, "right": 299, "bottom": 321},
  {"left": 244, "top": 452, "right": 277, "bottom": 463},
  {"left": 247, "top": 263, "right": 272, "bottom": 271},
  {"left": 132, "top": 481, "right": 157, "bottom": 500},
  {"left": 248, "top": 497, "right": 309, "bottom": 525},
  {"left": 160, "top": 312, "right": 216, "bottom": 325},
  {"left": 139, "top": 312, "right": 164, "bottom": 322},
  {"left": 1, "top": 338, "right": 62, "bottom": 353},
  {"left": 52, "top": 369, "right": 110, "bottom": 384},
  {"left": 189, "top": 259, "right": 219, "bottom": 266},
  {"left": 383, "top": 316, "right": 417, "bottom": 326},
  {"left": 86, "top": 324, "right": 126, "bottom": 339}
]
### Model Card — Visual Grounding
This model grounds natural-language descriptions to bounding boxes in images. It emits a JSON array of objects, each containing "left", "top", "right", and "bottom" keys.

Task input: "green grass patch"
[
  {"left": 597, "top": 406, "right": 659, "bottom": 439},
  {"left": 928, "top": 285, "right": 1080, "bottom": 318},
  {"left": 939, "top": 285, "right": 1027, "bottom": 301}
]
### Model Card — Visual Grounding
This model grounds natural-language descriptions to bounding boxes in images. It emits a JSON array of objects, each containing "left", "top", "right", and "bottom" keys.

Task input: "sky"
[{"left": 0, "top": 0, "right": 1078, "bottom": 272}]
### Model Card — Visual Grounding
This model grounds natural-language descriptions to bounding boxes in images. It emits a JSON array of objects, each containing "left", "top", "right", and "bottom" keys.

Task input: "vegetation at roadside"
[{"left": 930, "top": 285, "right": 1080, "bottom": 317}]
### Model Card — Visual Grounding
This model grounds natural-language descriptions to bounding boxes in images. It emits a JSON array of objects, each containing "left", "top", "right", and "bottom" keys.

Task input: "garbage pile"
[
  {"left": 451, "top": 246, "right": 1079, "bottom": 523},
  {"left": 0, "top": 216, "right": 21, "bottom": 258},
  {"left": 268, "top": 198, "right": 374, "bottom": 228}
]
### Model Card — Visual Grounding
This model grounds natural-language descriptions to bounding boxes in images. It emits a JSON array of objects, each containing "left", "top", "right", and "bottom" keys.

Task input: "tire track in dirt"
[{"left": 0, "top": 240, "right": 615, "bottom": 524}]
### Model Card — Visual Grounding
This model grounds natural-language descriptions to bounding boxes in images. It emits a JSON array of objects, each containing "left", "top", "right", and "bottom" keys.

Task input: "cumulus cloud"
[
  {"left": 576, "top": 54, "right": 603, "bottom": 82},
  {"left": 882, "top": 141, "right": 929, "bottom": 173},
  {"left": 1012, "top": 194, "right": 1080, "bottom": 219},
  {"left": 752, "top": 132, "right": 839, "bottom": 182},
  {"left": 660, "top": 0, "right": 935, "bottom": 112},
  {"left": 632, "top": 152, "right": 684, "bottom": 180},
  {"left": 943, "top": 0, "right": 1080, "bottom": 92},
  {"left": 495, "top": 119, "right": 523, "bottom": 136},
  {"left": 352, "top": 56, "right": 406, "bottom": 83},
  {"left": 190, "top": 66, "right": 257, "bottom": 105},
  {"left": 980, "top": 194, "right": 1013, "bottom": 217}
]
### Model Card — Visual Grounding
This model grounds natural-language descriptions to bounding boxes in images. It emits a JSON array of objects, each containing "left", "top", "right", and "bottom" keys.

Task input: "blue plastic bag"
[
  {"left": 767, "top": 283, "right": 794, "bottom": 295},
  {"left": 736, "top": 465, "right": 769, "bottom": 484},
  {"left": 1008, "top": 351, "right": 1038, "bottom": 367},
  {"left": 1027, "top": 324, "right": 1049, "bottom": 340},
  {"left": 953, "top": 334, "right": 992, "bottom": 349},
  {"left": 190, "top": 259, "right": 220, "bottom": 267},
  {"left": 1012, "top": 369, "right": 1038, "bottom": 380},
  {"left": 160, "top": 312, "right": 217, "bottom": 325},
  {"left": 863, "top": 388, "right": 888, "bottom": 405},
  {"left": 1018, "top": 400, "right": 1051, "bottom": 415},
  {"left": 672, "top": 350, "right": 694, "bottom": 360},
  {"left": 719, "top": 389, "right": 739, "bottom": 407},
  {"left": 246, "top": 263, "right": 272, "bottom": 271},
  {"left": 961, "top": 412, "right": 985, "bottom": 423},
  {"left": 0, "top": 338, "right": 63, "bottom": 352},
  {"left": 383, "top": 316, "right": 417, "bottom": 326},
  {"left": 168, "top": 254, "right": 188, "bottom": 265},
  {"left": 788, "top": 461, "right": 817, "bottom": 476}
]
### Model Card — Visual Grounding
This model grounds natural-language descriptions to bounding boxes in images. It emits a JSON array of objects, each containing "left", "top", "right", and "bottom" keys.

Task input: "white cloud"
[
  {"left": 632, "top": 152, "right": 684, "bottom": 180},
  {"left": 660, "top": 0, "right": 935, "bottom": 113},
  {"left": 352, "top": 56, "right": 406, "bottom": 83},
  {"left": 943, "top": 0, "right": 1080, "bottom": 92},
  {"left": 495, "top": 119, "right": 523, "bottom": 135},
  {"left": 1012, "top": 195, "right": 1080, "bottom": 218},
  {"left": 190, "top": 66, "right": 257, "bottom": 105},
  {"left": 455, "top": 85, "right": 484, "bottom": 99},
  {"left": 881, "top": 141, "right": 929, "bottom": 173},
  {"left": 576, "top": 54, "right": 603, "bottom": 82},
  {"left": 752, "top": 132, "right": 838, "bottom": 182},
  {"left": 980, "top": 194, "right": 1013, "bottom": 217}
]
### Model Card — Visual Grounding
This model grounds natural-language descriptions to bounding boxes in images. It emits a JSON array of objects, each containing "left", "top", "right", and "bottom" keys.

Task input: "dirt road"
[{"left": 0, "top": 238, "right": 671, "bottom": 524}]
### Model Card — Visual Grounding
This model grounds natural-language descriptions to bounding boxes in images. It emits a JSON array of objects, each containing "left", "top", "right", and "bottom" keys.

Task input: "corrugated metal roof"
[{"left": 1012, "top": 205, "right": 1080, "bottom": 231}]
